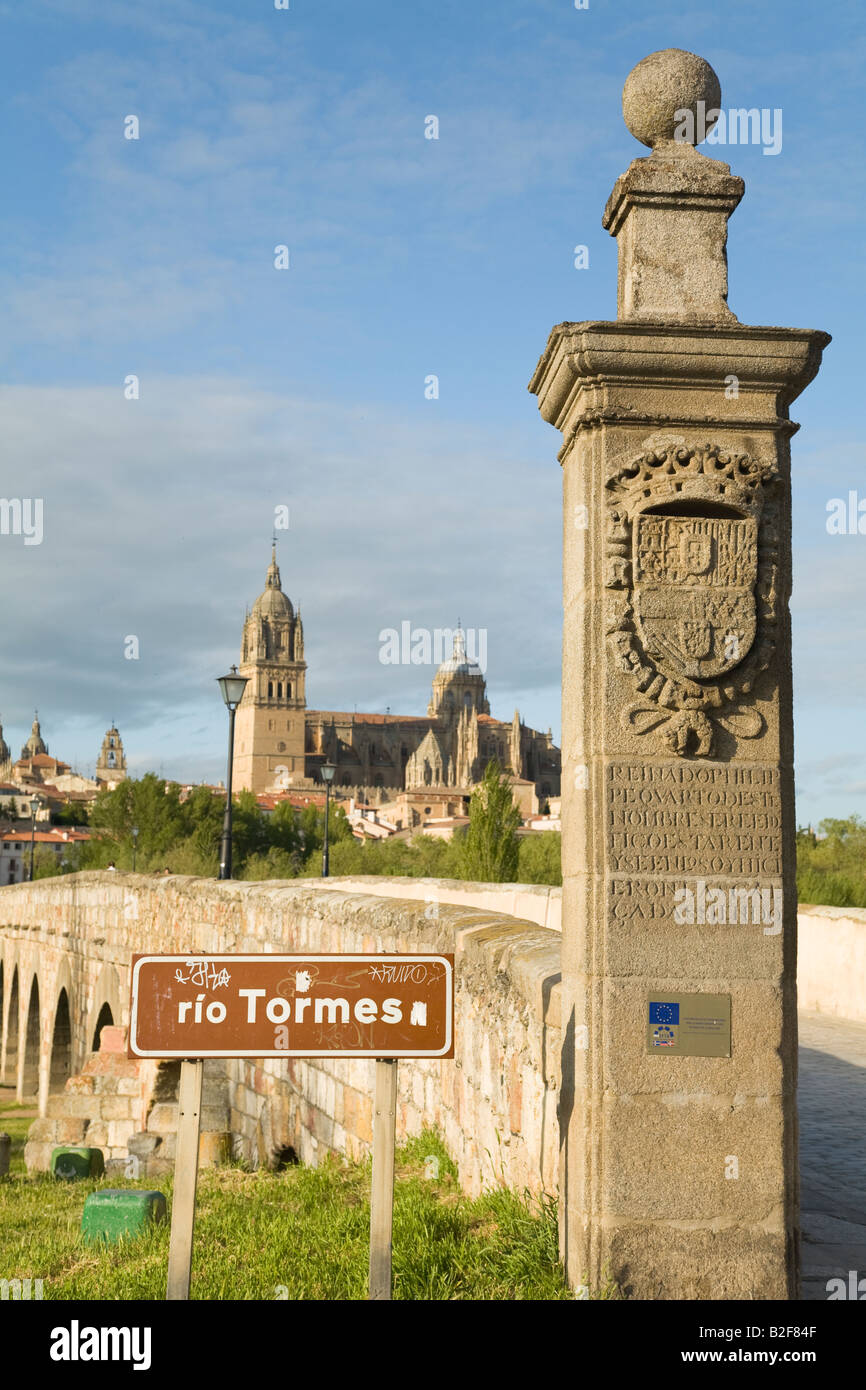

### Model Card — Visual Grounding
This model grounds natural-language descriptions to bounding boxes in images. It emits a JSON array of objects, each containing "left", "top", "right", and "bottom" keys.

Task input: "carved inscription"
[{"left": 607, "top": 761, "right": 782, "bottom": 876}]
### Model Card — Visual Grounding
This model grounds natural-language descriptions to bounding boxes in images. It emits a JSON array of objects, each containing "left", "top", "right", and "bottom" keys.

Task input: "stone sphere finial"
[{"left": 622, "top": 48, "right": 721, "bottom": 150}]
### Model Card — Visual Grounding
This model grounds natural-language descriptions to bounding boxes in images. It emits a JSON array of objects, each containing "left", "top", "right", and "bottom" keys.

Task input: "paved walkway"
[{"left": 799, "top": 1010, "right": 866, "bottom": 1300}]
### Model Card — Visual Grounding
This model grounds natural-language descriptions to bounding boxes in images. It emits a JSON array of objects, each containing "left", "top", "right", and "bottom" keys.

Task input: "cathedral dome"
[
  {"left": 21, "top": 714, "right": 48, "bottom": 759},
  {"left": 252, "top": 548, "right": 293, "bottom": 620},
  {"left": 435, "top": 627, "right": 481, "bottom": 678}
]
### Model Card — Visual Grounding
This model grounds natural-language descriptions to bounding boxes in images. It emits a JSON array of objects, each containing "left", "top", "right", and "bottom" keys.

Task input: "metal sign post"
[
  {"left": 165, "top": 1059, "right": 203, "bottom": 1301},
  {"left": 369, "top": 1059, "right": 398, "bottom": 1300}
]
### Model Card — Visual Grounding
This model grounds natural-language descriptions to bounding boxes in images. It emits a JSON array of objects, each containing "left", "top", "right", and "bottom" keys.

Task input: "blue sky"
[{"left": 0, "top": 0, "right": 862, "bottom": 823}]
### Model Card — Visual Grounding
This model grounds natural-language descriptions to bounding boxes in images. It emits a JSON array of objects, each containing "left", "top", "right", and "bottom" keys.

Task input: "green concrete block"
[
  {"left": 50, "top": 1146, "right": 105, "bottom": 1180},
  {"left": 81, "top": 1189, "right": 167, "bottom": 1244}
]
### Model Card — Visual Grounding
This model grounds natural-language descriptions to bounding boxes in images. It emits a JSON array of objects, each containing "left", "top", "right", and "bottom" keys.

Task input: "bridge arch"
[
  {"left": 49, "top": 989, "right": 72, "bottom": 1094},
  {"left": 87, "top": 963, "right": 122, "bottom": 1053},
  {"left": 49, "top": 958, "right": 75, "bottom": 1095},
  {"left": 20, "top": 972, "right": 40, "bottom": 1103},
  {"left": 1, "top": 960, "right": 19, "bottom": 1087}
]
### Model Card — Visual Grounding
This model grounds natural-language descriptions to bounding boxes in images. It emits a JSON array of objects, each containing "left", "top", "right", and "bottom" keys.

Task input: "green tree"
[
  {"left": 175, "top": 784, "right": 225, "bottom": 874},
  {"left": 518, "top": 831, "right": 562, "bottom": 886},
  {"left": 239, "top": 846, "right": 305, "bottom": 881},
  {"left": 296, "top": 802, "right": 353, "bottom": 864},
  {"left": 81, "top": 774, "right": 187, "bottom": 870},
  {"left": 458, "top": 761, "right": 520, "bottom": 883},
  {"left": 315, "top": 831, "right": 460, "bottom": 880},
  {"left": 32, "top": 846, "right": 62, "bottom": 880},
  {"left": 51, "top": 802, "right": 88, "bottom": 827},
  {"left": 796, "top": 815, "right": 866, "bottom": 908}
]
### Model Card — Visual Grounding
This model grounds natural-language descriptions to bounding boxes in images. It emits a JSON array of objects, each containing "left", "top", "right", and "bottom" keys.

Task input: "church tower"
[
  {"left": 96, "top": 725, "right": 127, "bottom": 786},
  {"left": 233, "top": 546, "right": 307, "bottom": 794}
]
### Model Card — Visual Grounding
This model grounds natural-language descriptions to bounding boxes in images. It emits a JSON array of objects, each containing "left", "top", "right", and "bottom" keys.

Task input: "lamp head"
[{"left": 217, "top": 665, "right": 249, "bottom": 710}]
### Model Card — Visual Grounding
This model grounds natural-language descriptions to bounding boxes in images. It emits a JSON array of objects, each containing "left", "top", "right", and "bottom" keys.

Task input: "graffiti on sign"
[{"left": 128, "top": 954, "right": 454, "bottom": 1058}]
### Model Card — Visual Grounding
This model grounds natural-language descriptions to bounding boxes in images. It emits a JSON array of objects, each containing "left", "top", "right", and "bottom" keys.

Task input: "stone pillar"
[{"left": 529, "top": 49, "right": 829, "bottom": 1299}]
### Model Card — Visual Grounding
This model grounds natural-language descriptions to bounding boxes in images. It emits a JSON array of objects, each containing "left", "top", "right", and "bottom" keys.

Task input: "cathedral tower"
[{"left": 233, "top": 546, "right": 307, "bottom": 794}]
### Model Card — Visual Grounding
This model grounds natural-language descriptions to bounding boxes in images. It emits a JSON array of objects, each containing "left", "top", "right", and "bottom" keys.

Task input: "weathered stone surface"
[
  {"left": 106, "top": 1119, "right": 135, "bottom": 1149},
  {"left": 622, "top": 48, "right": 721, "bottom": 150},
  {"left": 198, "top": 1132, "right": 230, "bottom": 1168},
  {"left": 529, "top": 49, "right": 829, "bottom": 1299},
  {"left": 56, "top": 1118, "right": 87, "bottom": 1145},
  {"left": 101, "top": 1097, "right": 131, "bottom": 1121},
  {"left": 146, "top": 1104, "right": 178, "bottom": 1134},
  {"left": 26, "top": 1118, "right": 56, "bottom": 1143},
  {"left": 605, "top": 1224, "right": 789, "bottom": 1301},
  {"left": 65, "top": 1075, "right": 96, "bottom": 1095},
  {"left": 606, "top": 51, "right": 743, "bottom": 323},
  {"left": 22, "top": 1141, "right": 53, "bottom": 1172},
  {"left": 128, "top": 1131, "right": 161, "bottom": 1157}
]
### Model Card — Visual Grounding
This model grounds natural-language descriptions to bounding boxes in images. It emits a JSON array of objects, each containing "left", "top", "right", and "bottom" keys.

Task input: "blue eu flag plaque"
[{"left": 647, "top": 993, "right": 730, "bottom": 1056}]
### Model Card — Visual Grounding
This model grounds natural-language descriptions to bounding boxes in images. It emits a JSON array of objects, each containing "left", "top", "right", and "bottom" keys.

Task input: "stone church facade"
[{"left": 233, "top": 549, "right": 561, "bottom": 802}]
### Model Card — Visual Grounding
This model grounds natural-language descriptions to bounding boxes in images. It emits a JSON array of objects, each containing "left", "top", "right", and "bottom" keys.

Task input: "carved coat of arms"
[
  {"left": 603, "top": 445, "right": 780, "bottom": 758},
  {"left": 633, "top": 515, "right": 758, "bottom": 680}
]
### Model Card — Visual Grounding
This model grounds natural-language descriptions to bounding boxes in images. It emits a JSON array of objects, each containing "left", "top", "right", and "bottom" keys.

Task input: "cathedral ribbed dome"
[
  {"left": 21, "top": 714, "right": 48, "bottom": 759},
  {"left": 252, "top": 549, "right": 293, "bottom": 620},
  {"left": 436, "top": 628, "right": 481, "bottom": 678}
]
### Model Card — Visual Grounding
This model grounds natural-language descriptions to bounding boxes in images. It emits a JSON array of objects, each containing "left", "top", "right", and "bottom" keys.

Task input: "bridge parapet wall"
[
  {"left": 0, "top": 873, "right": 561, "bottom": 1194},
  {"left": 2, "top": 873, "right": 857, "bottom": 1192}
]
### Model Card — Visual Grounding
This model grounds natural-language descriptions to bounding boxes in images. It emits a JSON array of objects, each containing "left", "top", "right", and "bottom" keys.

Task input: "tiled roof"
[{"left": 306, "top": 711, "right": 436, "bottom": 726}]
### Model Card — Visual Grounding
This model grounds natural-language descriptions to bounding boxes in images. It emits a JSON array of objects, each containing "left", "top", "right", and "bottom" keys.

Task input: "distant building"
[
  {"left": 0, "top": 783, "right": 51, "bottom": 821},
  {"left": 0, "top": 827, "right": 90, "bottom": 885},
  {"left": 232, "top": 547, "right": 561, "bottom": 803},
  {"left": 0, "top": 713, "right": 106, "bottom": 809},
  {"left": 233, "top": 547, "right": 307, "bottom": 795},
  {"left": 0, "top": 719, "right": 11, "bottom": 782},
  {"left": 95, "top": 725, "right": 127, "bottom": 787}
]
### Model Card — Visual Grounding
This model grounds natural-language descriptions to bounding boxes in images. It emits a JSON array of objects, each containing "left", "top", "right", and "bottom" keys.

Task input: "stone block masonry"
[{"left": 22, "top": 1020, "right": 230, "bottom": 1177}]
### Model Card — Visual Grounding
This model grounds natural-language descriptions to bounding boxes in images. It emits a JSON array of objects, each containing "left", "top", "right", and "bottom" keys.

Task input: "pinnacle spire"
[{"left": 266, "top": 539, "right": 282, "bottom": 590}]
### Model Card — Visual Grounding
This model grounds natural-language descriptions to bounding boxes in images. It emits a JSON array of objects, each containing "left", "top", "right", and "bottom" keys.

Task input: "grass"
[
  {"left": 0, "top": 1129, "right": 571, "bottom": 1301},
  {"left": 0, "top": 1093, "right": 36, "bottom": 1178}
]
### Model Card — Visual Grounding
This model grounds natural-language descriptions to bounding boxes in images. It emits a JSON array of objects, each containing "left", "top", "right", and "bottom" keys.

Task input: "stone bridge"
[{"left": 1, "top": 873, "right": 863, "bottom": 1297}]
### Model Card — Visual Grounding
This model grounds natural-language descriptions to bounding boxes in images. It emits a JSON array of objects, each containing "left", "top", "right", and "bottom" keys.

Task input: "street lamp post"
[
  {"left": 28, "top": 797, "right": 39, "bottom": 882},
  {"left": 320, "top": 762, "right": 337, "bottom": 877},
  {"left": 132, "top": 825, "right": 139, "bottom": 871},
  {"left": 217, "top": 665, "right": 249, "bottom": 880}
]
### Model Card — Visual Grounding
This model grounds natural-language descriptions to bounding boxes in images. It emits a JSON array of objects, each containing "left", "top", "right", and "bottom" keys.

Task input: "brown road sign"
[{"left": 128, "top": 954, "right": 454, "bottom": 1059}]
